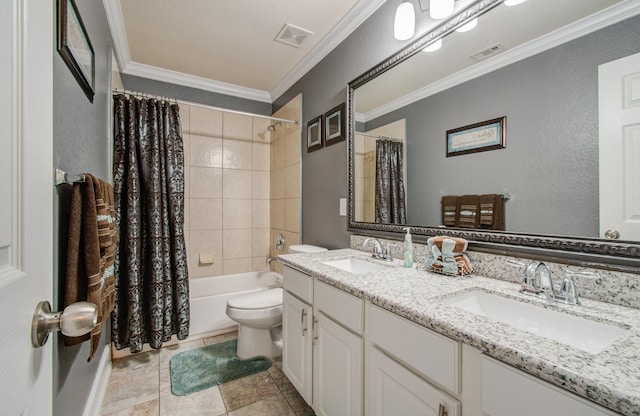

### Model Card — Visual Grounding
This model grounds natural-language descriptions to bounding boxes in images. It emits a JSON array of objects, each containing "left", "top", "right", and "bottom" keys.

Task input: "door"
[
  {"left": 599, "top": 51, "right": 640, "bottom": 240},
  {"left": 313, "top": 312, "right": 363, "bottom": 416},
  {"left": 282, "top": 290, "right": 313, "bottom": 405},
  {"left": 0, "top": 1, "right": 54, "bottom": 415},
  {"left": 367, "top": 346, "right": 460, "bottom": 416}
]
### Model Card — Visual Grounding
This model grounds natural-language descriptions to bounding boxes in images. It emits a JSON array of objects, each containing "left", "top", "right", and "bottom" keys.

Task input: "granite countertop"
[{"left": 278, "top": 248, "right": 640, "bottom": 416}]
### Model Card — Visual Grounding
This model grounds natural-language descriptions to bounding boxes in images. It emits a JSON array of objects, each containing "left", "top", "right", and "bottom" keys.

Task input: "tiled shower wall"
[
  {"left": 181, "top": 104, "right": 274, "bottom": 278},
  {"left": 270, "top": 95, "right": 302, "bottom": 274},
  {"left": 180, "top": 94, "right": 302, "bottom": 279}
]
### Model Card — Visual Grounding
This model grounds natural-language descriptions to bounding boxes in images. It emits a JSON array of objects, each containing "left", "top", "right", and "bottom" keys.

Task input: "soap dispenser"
[{"left": 403, "top": 227, "right": 414, "bottom": 268}]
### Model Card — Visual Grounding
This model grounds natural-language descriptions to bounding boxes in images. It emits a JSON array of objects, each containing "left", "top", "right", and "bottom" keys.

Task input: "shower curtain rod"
[
  {"left": 112, "top": 88, "right": 299, "bottom": 125},
  {"left": 355, "top": 131, "right": 404, "bottom": 142}
]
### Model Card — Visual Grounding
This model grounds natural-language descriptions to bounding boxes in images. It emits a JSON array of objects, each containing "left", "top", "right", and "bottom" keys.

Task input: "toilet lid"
[{"left": 227, "top": 288, "right": 283, "bottom": 309}]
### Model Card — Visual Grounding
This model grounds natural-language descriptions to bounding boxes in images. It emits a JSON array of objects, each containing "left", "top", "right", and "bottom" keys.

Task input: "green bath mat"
[{"left": 170, "top": 339, "right": 272, "bottom": 396}]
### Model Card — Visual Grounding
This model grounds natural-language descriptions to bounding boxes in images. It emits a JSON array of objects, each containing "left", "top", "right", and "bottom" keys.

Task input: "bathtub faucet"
[{"left": 266, "top": 257, "right": 279, "bottom": 265}]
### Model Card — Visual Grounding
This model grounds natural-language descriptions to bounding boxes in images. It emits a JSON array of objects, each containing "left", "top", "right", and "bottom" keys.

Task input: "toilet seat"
[{"left": 227, "top": 288, "right": 283, "bottom": 310}]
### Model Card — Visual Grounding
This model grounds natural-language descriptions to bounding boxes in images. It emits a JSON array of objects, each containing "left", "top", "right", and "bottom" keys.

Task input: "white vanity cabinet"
[
  {"left": 282, "top": 266, "right": 364, "bottom": 415},
  {"left": 367, "top": 304, "right": 461, "bottom": 416}
]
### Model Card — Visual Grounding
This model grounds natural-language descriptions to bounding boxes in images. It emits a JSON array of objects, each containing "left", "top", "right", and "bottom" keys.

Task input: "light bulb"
[
  {"left": 504, "top": 0, "right": 526, "bottom": 6},
  {"left": 455, "top": 18, "right": 478, "bottom": 33},
  {"left": 423, "top": 39, "right": 442, "bottom": 52},
  {"left": 430, "top": 0, "right": 454, "bottom": 20},
  {"left": 394, "top": 1, "right": 416, "bottom": 40}
]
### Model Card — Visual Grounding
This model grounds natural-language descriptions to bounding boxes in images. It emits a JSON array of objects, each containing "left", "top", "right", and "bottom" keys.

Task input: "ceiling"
[{"left": 104, "top": 0, "right": 386, "bottom": 103}]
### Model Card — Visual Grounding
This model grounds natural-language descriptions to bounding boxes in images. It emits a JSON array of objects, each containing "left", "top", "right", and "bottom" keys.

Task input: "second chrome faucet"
[
  {"left": 362, "top": 238, "right": 395, "bottom": 261},
  {"left": 508, "top": 259, "right": 600, "bottom": 305}
]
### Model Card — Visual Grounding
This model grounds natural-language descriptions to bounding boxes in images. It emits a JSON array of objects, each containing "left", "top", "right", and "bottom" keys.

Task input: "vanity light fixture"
[
  {"left": 504, "top": 0, "right": 527, "bottom": 6},
  {"left": 430, "top": 0, "right": 454, "bottom": 20},
  {"left": 394, "top": 1, "right": 416, "bottom": 40},
  {"left": 455, "top": 17, "right": 478, "bottom": 32},
  {"left": 423, "top": 39, "right": 442, "bottom": 52}
]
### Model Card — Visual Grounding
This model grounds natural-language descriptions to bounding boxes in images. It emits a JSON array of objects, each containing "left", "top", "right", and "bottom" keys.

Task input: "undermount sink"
[
  {"left": 322, "top": 258, "right": 389, "bottom": 274},
  {"left": 441, "top": 289, "right": 627, "bottom": 354}
]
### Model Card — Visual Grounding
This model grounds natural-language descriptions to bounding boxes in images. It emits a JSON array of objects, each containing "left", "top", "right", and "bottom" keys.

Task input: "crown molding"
[
  {"left": 103, "top": 0, "right": 387, "bottom": 104},
  {"left": 361, "top": 0, "right": 640, "bottom": 122},
  {"left": 269, "top": 0, "right": 388, "bottom": 101},
  {"left": 124, "top": 62, "right": 273, "bottom": 103}
]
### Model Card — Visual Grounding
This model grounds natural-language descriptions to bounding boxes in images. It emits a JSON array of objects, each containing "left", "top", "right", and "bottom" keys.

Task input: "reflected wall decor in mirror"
[{"left": 347, "top": 0, "right": 640, "bottom": 268}]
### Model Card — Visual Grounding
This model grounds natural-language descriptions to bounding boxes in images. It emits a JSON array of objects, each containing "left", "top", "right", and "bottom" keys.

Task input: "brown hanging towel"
[
  {"left": 479, "top": 193, "right": 505, "bottom": 230},
  {"left": 63, "top": 173, "right": 118, "bottom": 362},
  {"left": 456, "top": 194, "right": 480, "bottom": 229},
  {"left": 441, "top": 195, "right": 458, "bottom": 227}
]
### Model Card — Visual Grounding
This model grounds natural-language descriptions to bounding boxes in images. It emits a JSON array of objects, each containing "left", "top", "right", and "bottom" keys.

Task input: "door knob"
[
  {"left": 604, "top": 229, "right": 620, "bottom": 239},
  {"left": 31, "top": 301, "right": 98, "bottom": 348}
]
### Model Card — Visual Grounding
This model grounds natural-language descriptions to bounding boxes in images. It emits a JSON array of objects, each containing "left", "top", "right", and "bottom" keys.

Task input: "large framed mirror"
[{"left": 347, "top": 0, "right": 640, "bottom": 269}]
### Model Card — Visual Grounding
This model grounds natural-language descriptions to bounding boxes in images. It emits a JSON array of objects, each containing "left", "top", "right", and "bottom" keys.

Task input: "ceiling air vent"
[
  {"left": 470, "top": 43, "right": 507, "bottom": 62},
  {"left": 274, "top": 23, "right": 313, "bottom": 48}
]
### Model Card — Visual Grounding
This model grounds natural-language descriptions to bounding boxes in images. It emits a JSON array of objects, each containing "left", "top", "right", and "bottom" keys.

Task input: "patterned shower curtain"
[
  {"left": 375, "top": 140, "right": 407, "bottom": 224},
  {"left": 111, "top": 94, "right": 189, "bottom": 353}
]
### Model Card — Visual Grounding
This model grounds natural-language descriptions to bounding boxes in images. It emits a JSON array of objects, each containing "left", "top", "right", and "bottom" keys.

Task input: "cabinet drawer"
[
  {"left": 481, "top": 357, "right": 617, "bottom": 416},
  {"left": 369, "top": 305, "right": 460, "bottom": 394},
  {"left": 283, "top": 266, "right": 313, "bottom": 303},
  {"left": 314, "top": 280, "right": 364, "bottom": 334}
]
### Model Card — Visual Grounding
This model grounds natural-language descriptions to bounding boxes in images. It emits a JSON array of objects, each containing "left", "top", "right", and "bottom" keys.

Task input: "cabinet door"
[
  {"left": 283, "top": 291, "right": 313, "bottom": 405},
  {"left": 313, "top": 312, "right": 363, "bottom": 416},
  {"left": 368, "top": 347, "right": 461, "bottom": 416},
  {"left": 481, "top": 357, "right": 617, "bottom": 416}
]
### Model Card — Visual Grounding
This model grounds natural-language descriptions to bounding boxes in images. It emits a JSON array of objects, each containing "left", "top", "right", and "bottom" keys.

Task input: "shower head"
[{"left": 268, "top": 121, "right": 283, "bottom": 133}]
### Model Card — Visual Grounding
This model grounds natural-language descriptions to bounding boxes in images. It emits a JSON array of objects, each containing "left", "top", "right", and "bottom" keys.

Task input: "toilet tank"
[{"left": 289, "top": 244, "right": 327, "bottom": 254}]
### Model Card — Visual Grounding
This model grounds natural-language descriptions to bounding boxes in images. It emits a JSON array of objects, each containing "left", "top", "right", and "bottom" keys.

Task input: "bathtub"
[{"left": 189, "top": 271, "right": 283, "bottom": 338}]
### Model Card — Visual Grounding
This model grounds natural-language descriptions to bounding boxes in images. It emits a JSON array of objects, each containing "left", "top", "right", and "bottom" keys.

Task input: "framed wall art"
[
  {"left": 446, "top": 117, "right": 506, "bottom": 157},
  {"left": 307, "top": 115, "right": 324, "bottom": 152},
  {"left": 324, "top": 103, "right": 345, "bottom": 146},
  {"left": 57, "top": 0, "right": 95, "bottom": 102}
]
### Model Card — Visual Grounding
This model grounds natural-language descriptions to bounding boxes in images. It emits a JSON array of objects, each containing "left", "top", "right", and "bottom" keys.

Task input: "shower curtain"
[
  {"left": 111, "top": 94, "right": 190, "bottom": 353},
  {"left": 375, "top": 140, "right": 407, "bottom": 224}
]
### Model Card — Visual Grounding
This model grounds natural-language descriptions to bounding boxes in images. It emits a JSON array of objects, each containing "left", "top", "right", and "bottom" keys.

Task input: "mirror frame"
[{"left": 347, "top": 0, "right": 640, "bottom": 271}]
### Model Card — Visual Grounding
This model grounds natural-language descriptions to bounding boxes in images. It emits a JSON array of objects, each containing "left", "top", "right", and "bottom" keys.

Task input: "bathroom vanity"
[{"left": 279, "top": 249, "right": 640, "bottom": 416}]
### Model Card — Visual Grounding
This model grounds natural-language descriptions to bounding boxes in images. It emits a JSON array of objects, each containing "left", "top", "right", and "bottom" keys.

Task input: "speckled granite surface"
[
  {"left": 350, "top": 235, "right": 640, "bottom": 309},
  {"left": 278, "top": 248, "right": 640, "bottom": 416}
]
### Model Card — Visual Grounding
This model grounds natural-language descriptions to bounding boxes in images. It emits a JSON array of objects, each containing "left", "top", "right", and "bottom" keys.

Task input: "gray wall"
[
  {"left": 274, "top": 5, "right": 640, "bottom": 246},
  {"left": 121, "top": 74, "right": 272, "bottom": 115},
  {"left": 53, "top": 0, "right": 114, "bottom": 414},
  {"left": 365, "top": 15, "right": 640, "bottom": 237}
]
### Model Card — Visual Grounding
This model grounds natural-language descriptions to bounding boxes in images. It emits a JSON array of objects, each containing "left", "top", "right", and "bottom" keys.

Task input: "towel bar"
[{"left": 55, "top": 168, "right": 85, "bottom": 185}]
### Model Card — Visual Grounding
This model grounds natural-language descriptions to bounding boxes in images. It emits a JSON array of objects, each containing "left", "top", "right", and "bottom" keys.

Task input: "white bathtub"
[{"left": 189, "top": 271, "right": 282, "bottom": 337}]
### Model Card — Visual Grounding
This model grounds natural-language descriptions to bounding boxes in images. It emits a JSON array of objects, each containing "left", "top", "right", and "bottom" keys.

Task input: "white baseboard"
[{"left": 83, "top": 344, "right": 112, "bottom": 416}]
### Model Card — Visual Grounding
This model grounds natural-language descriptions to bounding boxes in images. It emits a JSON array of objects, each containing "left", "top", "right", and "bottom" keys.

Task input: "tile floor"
[{"left": 100, "top": 332, "right": 315, "bottom": 416}]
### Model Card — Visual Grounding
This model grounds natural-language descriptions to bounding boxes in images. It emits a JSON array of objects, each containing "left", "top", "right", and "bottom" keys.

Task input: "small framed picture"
[
  {"left": 446, "top": 116, "right": 506, "bottom": 157},
  {"left": 324, "top": 103, "right": 345, "bottom": 146},
  {"left": 57, "top": 0, "right": 95, "bottom": 102},
  {"left": 307, "top": 115, "right": 324, "bottom": 153}
]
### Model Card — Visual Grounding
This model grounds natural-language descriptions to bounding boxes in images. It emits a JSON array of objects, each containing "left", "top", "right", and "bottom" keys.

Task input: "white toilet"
[{"left": 225, "top": 244, "right": 328, "bottom": 359}]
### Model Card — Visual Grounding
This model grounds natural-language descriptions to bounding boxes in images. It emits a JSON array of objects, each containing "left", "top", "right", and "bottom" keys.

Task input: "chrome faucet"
[
  {"left": 362, "top": 238, "right": 394, "bottom": 261},
  {"left": 508, "top": 259, "right": 600, "bottom": 305},
  {"left": 521, "top": 261, "right": 554, "bottom": 300},
  {"left": 266, "top": 257, "right": 279, "bottom": 265}
]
